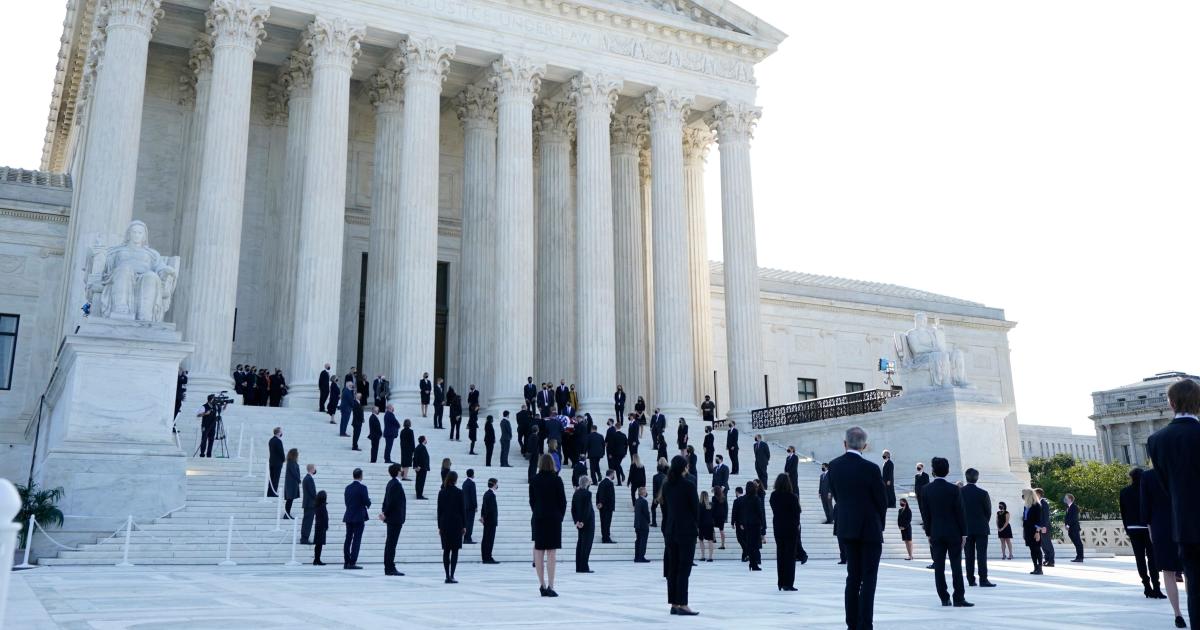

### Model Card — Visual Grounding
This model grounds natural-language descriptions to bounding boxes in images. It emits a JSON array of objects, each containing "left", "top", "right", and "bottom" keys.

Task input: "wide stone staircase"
[{"left": 41, "top": 403, "right": 928, "bottom": 565}]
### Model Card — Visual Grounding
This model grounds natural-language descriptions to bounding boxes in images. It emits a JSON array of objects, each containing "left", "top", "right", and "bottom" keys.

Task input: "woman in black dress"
[
  {"left": 1142, "top": 467, "right": 1186, "bottom": 627},
  {"left": 897, "top": 498, "right": 914, "bottom": 560},
  {"left": 283, "top": 448, "right": 301, "bottom": 518},
  {"left": 447, "top": 387, "right": 463, "bottom": 441},
  {"left": 311, "top": 490, "right": 329, "bottom": 565},
  {"left": 326, "top": 376, "right": 340, "bottom": 423},
  {"left": 739, "top": 481, "right": 765, "bottom": 571},
  {"left": 698, "top": 491, "right": 715, "bottom": 562},
  {"left": 1021, "top": 488, "right": 1044, "bottom": 575},
  {"left": 676, "top": 418, "right": 689, "bottom": 451},
  {"left": 661, "top": 455, "right": 700, "bottom": 615},
  {"left": 712, "top": 486, "right": 728, "bottom": 549},
  {"left": 769, "top": 474, "right": 800, "bottom": 591},
  {"left": 996, "top": 501, "right": 1013, "bottom": 560},
  {"left": 628, "top": 454, "right": 647, "bottom": 506},
  {"left": 437, "top": 471, "right": 466, "bottom": 583},
  {"left": 529, "top": 454, "right": 567, "bottom": 597},
  {"left": 467, "top": 411, "right": 479, "bottom": 455},
  {"left": 399, "top": 419, "right": 415, "bottom": 480}
]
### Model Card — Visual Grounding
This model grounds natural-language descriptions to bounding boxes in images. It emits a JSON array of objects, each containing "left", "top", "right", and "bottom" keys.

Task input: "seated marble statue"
[
  {"left": 90, "top": 220, "right": 178, "bottom": 322},
  {"left": 893, "top": 312, "right": 968, "bottom": 391}
]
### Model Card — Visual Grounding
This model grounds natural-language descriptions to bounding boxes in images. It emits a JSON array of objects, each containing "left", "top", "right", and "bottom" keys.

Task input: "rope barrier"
[
  {"left": 245, "top": 441, "right": 255, "bottom": 477},
  {"left": 218, "top": 515, "right": 236, "bottom": 566},
  {"left": 236, "top": 423, "right": 245, "bottom": 459},
  {"left": 131, "top": 520, "right": 172, "bottom": 545},
  {"left": 117, "top": 516, "right": 134, "bottom": 567},
  {"left": 285, "top": 516, "right": 301, "bottom": 567}
]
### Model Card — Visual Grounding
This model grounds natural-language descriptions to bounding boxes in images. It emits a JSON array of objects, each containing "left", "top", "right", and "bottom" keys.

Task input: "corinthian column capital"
[
  {"left": 610, "top": 113, "right": 647, "bottom": 153},
  {"left": 101, "top": 0, "right": 164, "bottom": 34},
  {"left": 401, "top": 36, "right": 455, "bottom": 85},
  {"left": 568, "top": 72, "right": 621, "bottom": 115},
  {"left": 278, "top": 48, "right": 313, "bottom": 95},
  {"left": 709, "top": 101, "right": 762, "bottom": 145},
  {"left": 368, "top": 65, "right": 405, "bottom": 113},
  {"left": 490, "top": 56, "right": 545, "bottom": 104},
  {"left": 456, "top": 85, "right": 497, "bottom": 128},
  {"left": 206, "top": 0, "right": 269, "bottom": 52},
  {"left": 642, "top": 88, "right": 693, "bottom": 127},
  {"left": 534, "top": 100, "right": 574, "bottom": 141},
  {"left": 306, "top": 16, "right": 365, "bottom": 69},
  {"left": 682, "top": 125, "right": 714, "bottom": 163}
]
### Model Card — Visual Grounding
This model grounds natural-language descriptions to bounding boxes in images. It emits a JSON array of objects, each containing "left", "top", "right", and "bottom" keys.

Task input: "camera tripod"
[{"left": 194, "top": 415, "right": 230, "bottom": 458}]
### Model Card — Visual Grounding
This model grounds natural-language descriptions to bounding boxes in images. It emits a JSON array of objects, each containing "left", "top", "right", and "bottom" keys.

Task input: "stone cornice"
[{"left": 0, "top": 208, "right": 70, "bottom": 225}]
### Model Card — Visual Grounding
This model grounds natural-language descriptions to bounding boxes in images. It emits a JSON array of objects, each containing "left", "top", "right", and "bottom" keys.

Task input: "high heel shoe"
[{"left": 1175, "top": 615, "right": 1186, "bottom": 628}]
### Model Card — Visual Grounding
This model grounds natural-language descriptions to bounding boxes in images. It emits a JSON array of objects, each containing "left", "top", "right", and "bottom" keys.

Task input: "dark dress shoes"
[
  {"left": 979, "top": 581, "right": 996, "bottom": 587},
  {"left": 344, "top": 565, "right": 362, "bottom": 570},
  {"left": 940, "top": 600, "right": 952, "bottom": 607},
  {"left": 953, "top": 601, "right": 975, "bottom": 608}
]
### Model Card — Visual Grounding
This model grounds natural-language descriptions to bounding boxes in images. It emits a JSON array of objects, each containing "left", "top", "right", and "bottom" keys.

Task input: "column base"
[
  {"left": 185, "top": 371, "right": 235, "bottom": 404},
  {"left": 580, "top": 395, "right": 618, "bottom": 421},
  {"left": 285, "top": 379, "right": 319, "bottom": 410},
  {"left": 486, "top": 395, "right": 524, "bottom": 423},
  {"left": 385, "top": 391, "right": 424, "bottom": 423},
  {"left": 657, "top": 402, "right": 700, "bottom": 426},
  {"left": 725, "top": 407, "right": 753, "bottom": 428}
]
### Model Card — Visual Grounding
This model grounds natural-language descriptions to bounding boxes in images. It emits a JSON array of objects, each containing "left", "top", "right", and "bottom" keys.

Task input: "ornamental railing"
[
  {"left": 0, "top": 166, "right": 71, "bottom": 188},
  {"left": 749, "top": 388, "right": 902, "bottom": 430}
]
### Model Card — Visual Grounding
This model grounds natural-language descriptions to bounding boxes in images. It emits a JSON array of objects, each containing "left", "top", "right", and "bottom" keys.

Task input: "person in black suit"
[
  {"left": 516, "top": 405, "right": 533, "bottom": 457},
  {"left": 609, "top": 424, "right": 628, "bottom": 485},
  {"left": 614, "top": 386, "right": 627, "bottom": 419},
  {"left": 1120, "top": 467, "right": 1164, "bottom": 598},
  {"left": 318, "top": 363, "right": 331, "bottom": 412},
  {"left": 586, "top": 425, "right": 605, "bottom": 484},
  {"left": 1146, "top": 378, "right": 1200, "bottom": 629},
  {"left": 524, "top": 377, "right": 538, "bottom": 411},
  {"left": 770, "top": 474, "right": 801, "bottom": 591},
  {"left": 1141, "top": 467, "right": 1185, "bottom": 626},
  {"left": 555, "top": 380, "right": 570, "bottom": 413},
  {"left": 634, "top": 486, "right": 651, "bottom": 562},
  {"left": 462, "top": 469, "right": 478, "bottom": 544},
  {"left": 432, "top": 378, "right": 446, "bottom": 429},
  {"left": 1021, "top": 488, "right": 1044, "bottom": 574},
  {"left": 342, "top": 468, "right": 370, "bottom": 569},
  {"left": 627, "top": 413, "right": 641, "bottom": 458},
  {"left": 484, "top": 415, "right": 497, "bottom": 466},
  {"left": 881, "top": 450, "right": 895, "bottom": 511},
  {"left": 437, "top": 470, "right": 466, "bottom": 583},
  {"left": 701, "top": 426, "right": 716, "bottom": 474},
  {"left": 419, "top": 372, "right": 432, "bottom": 417},
  {"left": 661, "top": 455, "right": 700, "bottom": 615},
  {"left": 923, "top": 457, "right": 973, "bottom": 607},
  {"left": 537, "top": 385, "right": 553, "bottom": 418},
  {"left": 783, "top": 446, "right": 799, "bottom": 496},
  {"left": 700, "top": 395, "right": 716, "bottom": 425},
  {"left": 712, "top": 454, "right": 730, "bottom": 493},
  {"left": 961, "top": 468, "right": 995, "bottom": 587},
  {"left": 383, "top": 405, "right": 400, "bottom": 464},
  {"left": 480, "top": 478, "right": 500, "bottom": 563},
  {"left": 730, "top": 485, "right": 746, "bottom": 560},
  {"left": 367, "top": 409, "right": 383, "bottom": 463},
  {"left": 597, "top": 469, "right": 617, "bottom": 544},
  {"left": 819, "top": 463, "right": 834, "bottom": 524},
  {"left": 737, "top": 481, "right": 765, "bottom": 570},
  {"left": 572, "top": 476, "right": 596, "bottom": 573},
  {"left": 530, "top": 454, "right": 567, "bottom": 597},
  {"left": 1035, "top": 488, "right": 1055, "bottom": 567},
  {"left": 414, "top": 436, "right": 431, "bottom": 499},
  {"left": 267, "top": 427, "right": 285, "bottom": 497},
  {"left": 312, "top": 490, "right": 329, "bottom": 565},
  {"left": 897, "top": 498, "right": 914, "bottom": 560},
  {"left": 628, "top": 454, "right": 647, "bottom": 507},
  {"left": 447, "top": 386, "right": 463, "bottom": 441},
  {"left": 300, "top": 464, "right": 318, "bottom": 544},
  {"left": 338, "top": 382, "right": 356, "bottom": 437},
  {"left": 827, "top": 426, "right": 886, "bottom": 630},
  {"left": 350, "top": 393, "right": 365, "bottom": 451},
  {"left": 753, "top": 434, "right": 770, "bottom": 488},
  {"left": 380, "top": 463, "right": 406, "bottom": 576},
  {"left": 499, "top": 411, "right": 513, "bottom": 467},
  {"left": 725, "top": 421, "right": 740, "bottom": 475},
  {"left": 1064, "top": 493, "right": 1084, "bottom": 562}
]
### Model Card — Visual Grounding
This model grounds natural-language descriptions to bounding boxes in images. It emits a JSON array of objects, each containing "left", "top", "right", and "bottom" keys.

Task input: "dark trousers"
[
  {"left": 755, "top": 461, "right": 768, "bottom": 488},
  {"left": 635, "top": 527, "right": 648, "bottom": 561},
  {"left": 704, "top": 449, "right": 714, "bottom": 474},
  {"left": 1180, "top": 543, "right": 1200, "bottom": 628},
  {"left": 842, "top": 538, "right": 881, "bottom": 630},
  {"left": 600, "top": 510, "right": 614, "bottom": 542},
  {"left": 449, "top": 417, "right": 461, "bottom": 440},
  {"left": 464, "top": 510, "right": 476, "bottom": 542},
  {"left": 775, "top": 531, "right": 797, "bottom": 588},
  {"left": 485, "top": 442, "right": 494, "bottom": 466},
  {"left": 199, "top": 423, "right": 216, "bottom": 457},
  {"left": 268, "top": 464, "right": 282, "bottom": 497},
  {"left": 369, "top": 438, "right": 380, "bottom": 463},
  {"left": 589, "top": 458, "right": 602, "bottom": 484},
  {"left": 383, "top": 522, "right": 402, "bottom": 573},
  {"left": 319, "top": 387, "right": 328, "bottom": 412},
  {"left": 343, "top": 521, "right": 365, "bottom": 567},
  {"left": 481, "top": 524, "right": 496, "bottom": 561},
  {"left": 930, "top": 536, "right": 966, "bottom": 603},
  {"left": 339, "top": 409, "right": 351, "bottom": 435},
  {"left": 821, "top": 494, "right": 834, "bottom": 522},
  {"left": 301, "top": 507, "right": 314, "bottom": 543},
  {"left": 1040, "top": 530, "right": 1055, "bottom": 564},
  {"left": 384, "top": 437, "right": 395, "bottom": 463},
  {"left": 613, "top": 458, "right": 625, "bottom": 485},
  {"left": 651, "top": 500, "right": 659, "bottom": 526},
  {"left": 351, "top": 423, "right": 362, "bottom": 449},
  {"left": 415, "top": 469, "right": 428, "bottom": 498},
  {"left": 665, "top": 539, "right": 696, "bottom": 606},
  {"left": 500, "top": 439, "right": 510, "bottom": 466},
  {"left": 576, "top": 522, "right": 594, "bottom": 572},
  {"left": 1028, "top": 541, "right": 1043, "bottom": 571},
  {"left": 965, "top": 534, "right": 988, "bottom": 583},
  {"left": 433, "top": 404, "right": 444, "bottom": 428},
  {"left": 1128, "top": 529, "right": 1160, "bottom": 589},
  {"left": 728, "top": 448, "right": 739, "bottom": 475},
  {"left": 1067, "top": 525, "right": 1083, "bottom": 559}
]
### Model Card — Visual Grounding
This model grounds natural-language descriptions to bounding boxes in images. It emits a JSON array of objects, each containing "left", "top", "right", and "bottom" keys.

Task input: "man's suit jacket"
[
  {"left": 1039, "top": 498, "right": 1051, "bottom": 529},
  {"left": 463, "top": 478, "right": 478, "bottom": 514},
  {"left": 726, "top": 427, "right": 739, "bottom": 450},
  {"left": 268, "top": 436, "right": 285, "bottom": 466},
  {"left": 712, "top": 464, "right": 730, "bottom": 491},
  {"left": 597, "top": 478, "right": 616, "bottom": 513},
  {"left": 339, "top": 386, "right": 355, "bottom": 411},
  {"left": 368, "top": 414, "right": 382, "bottom": 440},
  {"left": 923, "top": 478, "right": 967, "bottom": 539},
  {"left": 319, "top": 369, "right": 330, "bottom": 391},
  {"left": 754, "top": 441, "right": 770, "bottom": 465},
  {"left": 302, "top": 474, "right": 317, "bottom": 509},
  {"left": 614, "top": 391, "right": 626, "bottom": 408},
  {"left": 818, "top": 471, "right": 831, "bottom": 496},
  {"left": 634, "top": 496, "right": 650, "bottom": 531},
  {"left": 482, "top": 489, "right": 498, "bottom": 527},
  {"left": 1146, "top": 416, "right": 1200, "bottom": 544},
  {"left": 609, "top": 432, "right": 628, "bottom": 460},
  {"left": 516, "top": 410, "right": 532, "bottom": 434},
  {"left": 524, "top": 383, "right": 537, "bottom": 401},
  {"left": 383, "top": 477, "right": 406, "bottom": 525},
  {"left": 433, "top": 384, "right": 445, "bottom": 405},
  {"left": 1119, "top": 483, "right": 1148, "bottom": 528},
  {"left": 414, "top": 444, "right": 430, "bottom": 470},
  {"left": 703, "top": 433, "right": 715, "bottom": 453},
  {"left": 1065, "top": 503, "right": 1080, "bottom": 529},
  {"left": 538, "top": 389, "right": 552, "bottom": 409},
  {"left": 343, "top": 480, "right": 371, "bottom": 524},
  {"left": 628, "top": 421, "right": 640, "bottom": 447},
  {"left": 826, "top": 451, "right": 886, "bottom": 542},
  {"left": 784, "top": 454, "right": 798, "bottom": 479},
  {"left": 555, "top": 385, "right": 570, "bottom": 407},
  {"left": 500, "top": 418, "right": 513, "bottom": 442},
  {"left": 467, "top": 389, "right": 480, "bottom": 410},
  {"left": 882, "top": 460, "right": 894, "bottom": 487},
  {"left": 961, "top": 483, "right": 992, "bottom": 536},
  {"left": 383, "top": 411, "right": 400, "bottom": 439}
]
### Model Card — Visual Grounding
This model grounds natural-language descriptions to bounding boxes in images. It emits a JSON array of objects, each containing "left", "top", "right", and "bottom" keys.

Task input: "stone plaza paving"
[{"left": 6, "top": 555, "right": 1183, "bottom": 629}]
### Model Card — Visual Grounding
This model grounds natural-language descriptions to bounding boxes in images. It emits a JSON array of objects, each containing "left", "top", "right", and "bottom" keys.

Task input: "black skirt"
[
  {"left": 900, "top": 527, "right": 912, "bottom": 542},
  {"left": 441, "top": 530, "right": 463, "bottom": 551},
  {"left": 533, "top": 516, "right": 562, "bottom": 550},
  {"left": 421, "top": 392, "right": 431, "bottom": 404},
  {"left": 997, "top": 524, "right": 1013, "bottom": 539}
]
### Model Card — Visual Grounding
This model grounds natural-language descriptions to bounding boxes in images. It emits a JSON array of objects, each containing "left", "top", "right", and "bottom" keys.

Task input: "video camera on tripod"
[{"left": 195, "top": 390, "right": 234, "bottom": 458}]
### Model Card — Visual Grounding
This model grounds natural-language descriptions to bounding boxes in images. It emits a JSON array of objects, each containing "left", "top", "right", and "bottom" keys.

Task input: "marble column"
[
  {"left": 711, "top": 102, "right": 765, "bottom": 424},
  {"left": 171, "top": 35, "right": 212, "bottom": 343},
  {"left": 64, "top": 0, "right": 163, "bottom": 333},
  {"left": 183, "top": 0, "right": 268, "bottom": 398},
  {"left": 639, "top": 147, "right": 655, "bottom": 402},
  {"left": 272, "top": 50, "right": 313, "bottom": 373},
  {"left": 387, "top": 37, "right": 454, "bottom": 415},
  {"left": 362, "top": 59, "right": 404, "bottom": 383},
  {"left": 643, "top": 88, "right": 698, "bottom": 422},
  {"left": 534, "top": 101, "right": 574, "bottom": 387},
  {"left": 567, "top": 73, "right": 621, "bottom": 414},
  {"left": 456, "top": 85, "right": 497, "bottom": 407},
  {"left": 490, "top": 56, "right": 544, "bottom": 416},
  {"left": 610, "top": 113, "right": 648, "bottom": 400},
  {"left": 286, "top": 17, "right": 364, "bottom": 408},
  {"left": 683, "top": 125, "right": 715, "bottom": 404}
]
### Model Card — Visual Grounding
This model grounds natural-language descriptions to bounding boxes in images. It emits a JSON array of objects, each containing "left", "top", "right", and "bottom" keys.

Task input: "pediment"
[{"left": 612, "top": 0, "right": 786, "bottom": 46}]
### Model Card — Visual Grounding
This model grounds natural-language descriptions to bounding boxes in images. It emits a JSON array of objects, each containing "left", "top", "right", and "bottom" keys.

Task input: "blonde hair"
[
  {"left": 538, "top": 454, "right": 555, "bottom": 473},
  {"left": 700, "top": 490, "right": 711, "bottom": 508},
  {"left": 1021, "top": 488, "right": 1037, "bottom": 508}
]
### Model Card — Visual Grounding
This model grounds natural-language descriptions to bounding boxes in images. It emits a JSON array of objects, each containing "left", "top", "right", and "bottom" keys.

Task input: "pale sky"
[{"left": 2, "top": 2, "right": 1197, "bottom": 435}]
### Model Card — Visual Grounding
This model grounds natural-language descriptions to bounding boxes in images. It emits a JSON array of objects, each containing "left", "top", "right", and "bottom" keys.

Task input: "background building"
[
  {"left": 1017, "top": 424, "right": 1100, "bottom": 462},
  {"left": 1090, "top": 371, "right": 1199, "bottom": 465}
]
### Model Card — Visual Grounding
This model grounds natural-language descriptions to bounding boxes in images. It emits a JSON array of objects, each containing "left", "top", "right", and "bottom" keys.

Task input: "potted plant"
[{"left": 15, "top": 483, "right": 65, "bottom": 563}]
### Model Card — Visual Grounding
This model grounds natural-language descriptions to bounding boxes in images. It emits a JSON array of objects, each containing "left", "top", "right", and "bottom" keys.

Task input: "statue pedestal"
[{"left": 37, "top": 319, "right": 194, "bottom": 532}]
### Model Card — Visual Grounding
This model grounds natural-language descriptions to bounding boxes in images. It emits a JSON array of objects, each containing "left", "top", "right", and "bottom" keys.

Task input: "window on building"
[
  {"left": 845, "top": 381, "right": 864, "bottom": 394},
  {"left": 0, "top": 314, "right": 16, "bottom": 390},
  {"left": 797, "top": 378, "right": 818, "bottom": 401},
  {"left": 1122, "top": 445, "right": 1131, "bottom": 464}
]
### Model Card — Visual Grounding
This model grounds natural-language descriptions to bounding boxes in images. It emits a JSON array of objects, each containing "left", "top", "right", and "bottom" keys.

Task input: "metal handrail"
[{"left": 750, "top": 388, "right": 901, "bottom": 430}]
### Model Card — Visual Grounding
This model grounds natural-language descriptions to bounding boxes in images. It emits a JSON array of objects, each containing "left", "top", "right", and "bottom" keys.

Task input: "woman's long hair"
[
  {"left": 444, "top": 470, "right": 458, "bottom": 489},
  {"left": 538, "top": 453, "right": 555, "bottom": 473},
  {"left": 700, "top": 490, "right": 711, "bottom": 508},
  {"left": 315, "top": 490, "right": 327, "bottom": 507},
  {"left": 668, "top": 454, "right": 687, "bottom": 482},
  {"left": 441, "top": 457, "right": 452, "bottom": 471},
  {"left": 1021, "top": 488, "right": 1037, "bottom": 508},
  {"left": 773, "top": 473, "right": 792, "bottom": 495},
  {"left": 286, "top": 448, "right": 298, "bottom": 463}
]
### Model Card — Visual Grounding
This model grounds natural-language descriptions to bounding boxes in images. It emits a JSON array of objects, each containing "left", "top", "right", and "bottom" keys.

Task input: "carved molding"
[
  {"left": 401, "top": 36, "right": 455, "bottom": 85},
  {"left": 610, "top": 113, "right": 647, "bottom": 152},
  {"left": 534, "top": 100, "right": 575, "bottom": 141},
  {"left": 102, "top": 0, "right": 164, "bottom": 34},
  {"left": 491, "top": 56, "right": 545, "bottom": 104},
  {"left": 567, "top": 72, "right": 621, "bottom": 115},
  {"left": 0, "top": 208, "right": 69, "bottom": 225},
  {"left": 206, "top": 0, "right": 269, "bottom": 53},
  {"left": 368, "top": 65, "right": 405, "bottom": 112},
  {"left": 278, "top": 48, "right": 313, "bottom": 95},
  {"left": 177, "top": 35, "right": 212, "bottom": 107},
  {"left": 682, "top": 125, "right": 713, "bottom": 162},
  {"left": 642, "top": 88, "right": 693, "bottom": 127},
  {"left": 306, "top": 16, "right": 365, "bottom": 69},
  {"left": 456, "top": 85, "right": 497, "bottom": 128},
  {"left": 710, "top": 101, "right": 761, "bottom": 145}
]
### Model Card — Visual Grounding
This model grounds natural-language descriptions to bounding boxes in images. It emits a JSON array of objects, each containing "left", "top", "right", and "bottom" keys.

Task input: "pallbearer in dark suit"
[
  {"left": 827, "top": 426, "right": 886, "bottom": 630},
  {"left": 300, "top": 465, "right": 318, "bottom": 544},
  {"left": 961, "top": 468, "right": 995, "bottom": 587},
  {"left": 367, "top": 410, "right": 383, "bottom": 463},
  {"left": 633, "top": 486, "right": 651, "bottom": 562},
  {"left": 380, "top": 464, "right": 406, "bottom": 576},
  {"left": 462, "top": 470, "right": 478, "bottom": 544},
  {"left": 1064, "top": 494, "right": 1084, "bottom": 562},
  {"left": 437, "top": 471, "right": 466, "bottom": 583},
  {"left": 572, "top": 476, "right": 596, "bottom": 573},
  {"left": 414, "top": 436, "right": 431, "bottom": 499},
  {"left": 587, "top": 425, "right": 605, "bottom": 484},
  {"left": 881, "top": 450, "right": 895, "bottom": 509},
  {"left": 342, "top": 469, "right": 371, "bottom": 569},
  {"left": 481, "top": 479, "right": 500, "bottom": 563},
  {"left": 726, "top": 421, "right": 740, "bottom": 474},
  {"left": 770, "top": 474, "right": 801, "bottom": 591},
  {"left": 267, "top": 428, "right": 285, "bottom": 497},
  {"left": 318, "top": 364, "right": 331, "bottom": 412},
  {"left": 923, "top": 457, "right": 973, "bottom": 607},
  {"left": 419, "top": 372, "right": 432, "bottom": 417},
  {"left": 597, "top": 470, "right": 617, "bottom": 543}
]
